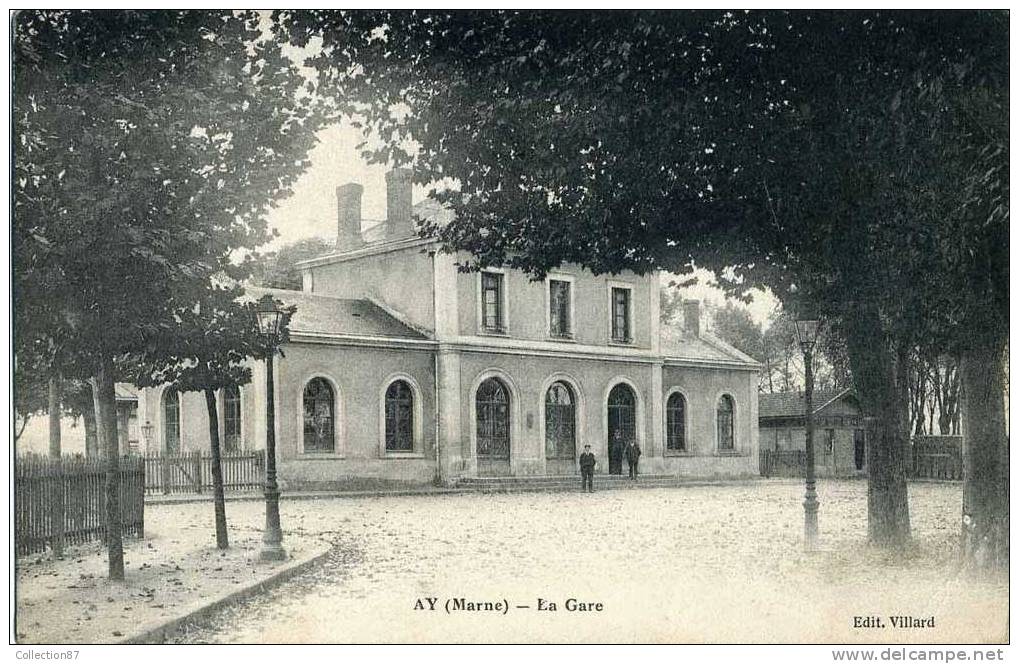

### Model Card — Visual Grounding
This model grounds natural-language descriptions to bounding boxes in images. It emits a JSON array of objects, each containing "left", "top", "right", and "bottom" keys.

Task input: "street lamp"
[
  {"left": 255, "top": 294, "right": 286, "bottom": 561},
  {"left": 796, "top": 318, "right": 820, "bottom": 551}
]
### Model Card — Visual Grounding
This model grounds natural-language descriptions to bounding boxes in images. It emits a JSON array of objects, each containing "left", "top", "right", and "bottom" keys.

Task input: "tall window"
[
  {"left": 666, "top": 392, "right": 686, "bottom": 452},
  {"left": 717, "top": 395, "right": 735, "bottom": 451},
  {"left": 476, "top": 378, "right": 510, "bottom": 460},
  {"left": 611, "top": 287, "right": 631, "bottom": 342},
  {"left": 385, "top": 380, "right": 414, "bottom": 452},
  {"left": 545, "top": 382, "right": 576, "bottom": 459},
  {"left": 549, "top": 279, "right": 572, "bottom": 338},
  {"left": 163, "top": 389, "right": 180, "bottom": 455},
  {"left": 303, "top": 378, "right": 335, "bottom": 453},
  {"left": 481, "top": 272, "right": 505, "bottom": 332},
  {"left": 223, "top": 385, "right": 242, "bottom": 453}
]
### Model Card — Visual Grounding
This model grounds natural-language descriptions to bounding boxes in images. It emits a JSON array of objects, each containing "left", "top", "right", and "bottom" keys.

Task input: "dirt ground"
[
  {"left": 14, "top": 505, "right": 327, "bottom": 644},
  {"left": 144, "top": 480, "right": 1009, "bottom": 644}
]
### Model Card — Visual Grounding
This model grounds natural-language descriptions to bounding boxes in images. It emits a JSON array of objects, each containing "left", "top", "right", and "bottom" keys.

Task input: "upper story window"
[
  {"left": 611, "top": 286, "right": 632, "bottom": 343},
  {"left": 481, "top": 271, "right": 505, "bottom": 332},
  {"left": 549, "top": 278, "right": 572, "bottom": 338}
]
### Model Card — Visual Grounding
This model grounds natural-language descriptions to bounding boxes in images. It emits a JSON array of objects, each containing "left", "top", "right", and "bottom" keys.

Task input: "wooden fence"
[
  {"left": 143, "top": 450, "right": 265, "bottom": 495},
  {"left": 15, "top": 455, "right": 145, "bottom": 556},
  {"left": 761, "top": 436, "right": 963, "bottom": 481},
  {"left": 911, "top": 436, "right": 963, "bottom": 480},
  {"left": 759, "top": 450, "right": 807, "bottom": 478}
]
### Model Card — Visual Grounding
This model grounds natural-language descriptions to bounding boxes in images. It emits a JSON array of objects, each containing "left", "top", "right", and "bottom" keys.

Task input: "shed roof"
[{"left": 758, "top": 389, "right": 855, "bottom": 419}]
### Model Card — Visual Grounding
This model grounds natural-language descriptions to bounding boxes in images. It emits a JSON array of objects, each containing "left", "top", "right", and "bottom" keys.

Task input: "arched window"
[
  {"left": 545, "top": 382, "right": 576, "bottom": 460},
  {"left": 476, "top": 378, "right": 510, "bottom": 461},
  {"left": 666, "top": 392, "right": 686, "bottom": 452},
  {"left": 163, "top": 388, "right": 180, "bottom": 455},
  {"left": 223, "top": 385, "right": 242, "bottom": 453},
  {"left": 385, "top": 380, "right": 414, "bottom": 452},
  {"left": 717, "top": 394, "right": 735, "bottom": 451},
  {"left": 303, "top": 378, "right": 335, "bottom": 453}
]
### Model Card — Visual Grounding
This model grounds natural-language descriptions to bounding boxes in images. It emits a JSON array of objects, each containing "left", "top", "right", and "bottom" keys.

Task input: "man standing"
[
  {"left": 624, "top": 439, "right": 642, "bottom": 480},
  {"left": 579, "top": 444, "right": 597, "bottom": 492}
]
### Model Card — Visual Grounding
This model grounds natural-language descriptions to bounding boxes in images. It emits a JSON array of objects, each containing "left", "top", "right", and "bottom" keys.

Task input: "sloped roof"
[
  {"left": 660, "top": 326, "right": 762, "bottom": 368},
  {"left": 759, "top": 389, "right": 854, "bottom": 419},
  {"left": 245, "top": 287, "right": 429, "bottom": 340}
]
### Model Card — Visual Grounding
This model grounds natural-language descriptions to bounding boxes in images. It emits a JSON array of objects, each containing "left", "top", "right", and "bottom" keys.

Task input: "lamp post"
[
  {"left": 796, "top": 318, "right": 820, "bottom": 551},
  {"left": 255, "top": 294, "right": 286, "bottom": 561}
]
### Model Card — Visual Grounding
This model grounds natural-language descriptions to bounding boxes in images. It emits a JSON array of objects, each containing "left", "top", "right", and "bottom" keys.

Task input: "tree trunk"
[
  {"left": 48, "top": 375, "right": 64, "bottom": 558},
  {"left": 844, "top": 304, "right": 911, "bottom": 547},
  {"left": 93, "top": 358, "right": 124, "bottom": 580},
  {"left": 960, "top": 335, "right": 1008, "bottom": 571},
  {"left": 204, "top": 388, "right": 229, "bottom": 549}
]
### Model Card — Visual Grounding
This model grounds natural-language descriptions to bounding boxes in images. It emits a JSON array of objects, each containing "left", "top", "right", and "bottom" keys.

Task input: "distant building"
[
  {"left": 758, "top": 389, "right": 867, "bottom": 477},
  {"left": 130, "top": 169, "right": 762, "bottom": 488}
]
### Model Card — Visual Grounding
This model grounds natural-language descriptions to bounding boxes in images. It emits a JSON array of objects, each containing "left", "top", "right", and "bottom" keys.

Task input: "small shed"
[{"left": 758, "top": 389, "right": 866, "bottom": 477}]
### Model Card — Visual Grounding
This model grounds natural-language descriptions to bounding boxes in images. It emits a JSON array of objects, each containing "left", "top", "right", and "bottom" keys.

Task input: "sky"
[{"left": 264, "top": 122, "right": 781, "bottom": 328}]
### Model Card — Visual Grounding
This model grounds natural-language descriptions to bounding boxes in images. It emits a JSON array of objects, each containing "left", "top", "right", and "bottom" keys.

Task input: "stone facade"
[{"left": 134, "top": 171, "right": 762, "bottom": 488}]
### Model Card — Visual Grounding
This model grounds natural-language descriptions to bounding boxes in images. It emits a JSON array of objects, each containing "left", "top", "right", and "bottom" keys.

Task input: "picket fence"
[
  {"left": 142, "top": 450, "right": 265, "bottom": 495},
  {"left": 15, "top": 455, "right": 145, "bottom": 556}
]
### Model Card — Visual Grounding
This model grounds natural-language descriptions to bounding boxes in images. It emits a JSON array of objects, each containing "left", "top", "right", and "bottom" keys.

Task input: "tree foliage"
[{"left": 14, "top": 10, "right": 320, "bottom": 577}]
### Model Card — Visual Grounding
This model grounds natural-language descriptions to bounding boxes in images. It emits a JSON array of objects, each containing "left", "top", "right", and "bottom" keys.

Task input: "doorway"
[{"left": 607, "top": 383, "right": 636, "bottom": 475}]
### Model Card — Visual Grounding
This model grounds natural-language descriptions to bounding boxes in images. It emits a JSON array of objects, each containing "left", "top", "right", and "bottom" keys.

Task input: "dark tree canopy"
[
  {"left": 15, "top": 10, "right": 320, "bottom": 376},
  {"left": 279, "top": 10, "right": 1006, "bottom": 345}
]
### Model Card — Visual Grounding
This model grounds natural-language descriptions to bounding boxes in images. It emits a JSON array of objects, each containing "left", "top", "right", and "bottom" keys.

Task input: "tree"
[
  {"left": 280, "top": 10, "right": 1006, "bottom": 556},
  {"left": 130, "top": 287, "right": 294, "bottom": 550},
  {"left": 249, "top": 237, "right": 335, "bottom": 290},
  {"left": 15, "top": 10, "right": 319, "bottom": 578}
]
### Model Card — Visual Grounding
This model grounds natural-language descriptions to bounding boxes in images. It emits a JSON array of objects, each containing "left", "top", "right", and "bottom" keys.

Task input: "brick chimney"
[
  {"left": 336, "top": 183, "right": 364, "bottom": 251},
  {"left": 385, "top": 168, "right": 414, "bottom": 240},
  {"left": 683, "top": 299, "right": 701, "bottom": 337}
]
